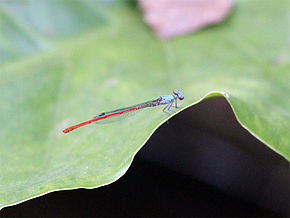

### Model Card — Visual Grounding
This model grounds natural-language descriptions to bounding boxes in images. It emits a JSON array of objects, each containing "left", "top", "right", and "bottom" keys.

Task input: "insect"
[{"left": 63, "top": 90, "right": 184, "bottom": 133}]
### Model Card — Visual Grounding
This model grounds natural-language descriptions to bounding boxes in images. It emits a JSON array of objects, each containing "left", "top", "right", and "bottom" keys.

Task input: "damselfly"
[{"left": 63, "top": 90, "right": 184, "bottom": 133}]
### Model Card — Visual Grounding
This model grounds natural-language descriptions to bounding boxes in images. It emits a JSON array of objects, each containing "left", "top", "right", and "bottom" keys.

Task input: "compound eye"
[
  {"left": 173, "top": 90, "right": 178, "bottom": 95},
  {"left": 173, "top": 89, "right": 184, "bottom": 100}
]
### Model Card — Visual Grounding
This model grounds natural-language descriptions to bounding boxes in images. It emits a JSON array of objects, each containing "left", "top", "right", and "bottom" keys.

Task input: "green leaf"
[{"left": 0, "top": 0, "right": 289, "bottom": 209}]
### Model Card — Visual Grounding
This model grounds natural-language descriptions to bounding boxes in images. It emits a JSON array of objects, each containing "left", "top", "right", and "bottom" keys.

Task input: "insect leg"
[
  {"left": 167, "top": 100, "right": 174, "bottom": 110},
  {"left": 162, "top": 103, "right": 170, "bottom": 112}
]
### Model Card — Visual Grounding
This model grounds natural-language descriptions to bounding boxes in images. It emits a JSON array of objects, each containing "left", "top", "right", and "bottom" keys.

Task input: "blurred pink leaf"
[{"left": 139, "top": 0, "right": 233, "bottom": 39}]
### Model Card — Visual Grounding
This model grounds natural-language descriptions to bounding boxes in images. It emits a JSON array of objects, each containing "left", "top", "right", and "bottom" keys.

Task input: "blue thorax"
[{"left": 159, "top": 95, "right": 176, "bottom": 104}]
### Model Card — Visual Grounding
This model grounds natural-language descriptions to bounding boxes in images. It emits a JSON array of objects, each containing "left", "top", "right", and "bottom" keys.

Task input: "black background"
[{"left": 1, "top": 97, "right": 289, "bottom": 217}]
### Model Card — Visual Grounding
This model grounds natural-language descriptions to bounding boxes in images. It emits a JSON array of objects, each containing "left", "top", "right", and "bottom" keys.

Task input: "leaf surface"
[{"left": 0, "top": 0, "right": 289, "bottom": 209}]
